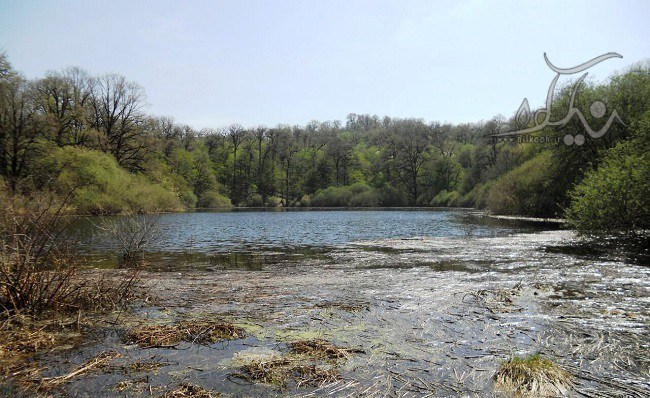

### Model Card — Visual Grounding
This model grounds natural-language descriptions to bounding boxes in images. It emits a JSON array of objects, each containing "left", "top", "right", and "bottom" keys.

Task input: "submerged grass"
[
  {"left": 39, "top": 350, "right": 123, "bottom": 389},
  {"left": 287, "top": 339, "right": 364, "bottom": 361},
  {"left": 236, "top": 356, "right": 340, "bottom": 388},
  {"left": 0, "top": 313, "right": 85, "bottom": 385},
  {"left": 124, "top": 320, "right": 245, "bottom": 348},
  {"left": 495, "top": 353, "right": 573, "bottom": 397},
  {"left": 233, "top": 339, "right": 360, "bottom": 389},
  {"left": 159, "top": 382, "right": 222, "bottom": 398},
  {"left": 125, "top": 359, "right": 170, "bottom": 373}
]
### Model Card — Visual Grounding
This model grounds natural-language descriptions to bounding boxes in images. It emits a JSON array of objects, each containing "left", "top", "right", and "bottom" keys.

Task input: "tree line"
[{"left": 0, "top": 52, "right": 648, "bottom": 233}]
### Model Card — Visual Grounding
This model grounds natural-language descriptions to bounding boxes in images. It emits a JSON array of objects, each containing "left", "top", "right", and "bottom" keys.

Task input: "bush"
[
  {"left": 462, "top": 182, "right": 493, "bottom": 209},
  {"left": 430, "top": 190, "right": 462, "bottom": 207},
  {"left": 300, "top": 194, "right": 312, "bottom": 207},
  {"left": 242, "top": 193, "right": 264, "bottom": 207},
  {"left": 46, "top": 147, "right": 183, "bottom": 214},
  {"left": 566, "top": 140, "right": 649, "bottom": 234},
  {"left": 266, "top": 196, "right": 283, "bottom": 207},
  {"left": 0, "top": 194, "right": 138, "bottom": 314},
  {"left": 197, "top": 190, "right": 232, "bottom": 208},
  {"left": 486, "top": 152, "right": 561, "bottom": 217},
  {"left": 97, "top": 215, "right": 161, "bottom": 266},
  {"left": 378, "top": 185, "right": 408, "bottom": 207},
  {"left": 311, "top": 186, "right": 354, "bottom": 207},
  {"left": 349, "top": 190, "right": 380, "bottom": 207},
  {"left": 311, "top": 183, "right": 380, "bottom": 207}
]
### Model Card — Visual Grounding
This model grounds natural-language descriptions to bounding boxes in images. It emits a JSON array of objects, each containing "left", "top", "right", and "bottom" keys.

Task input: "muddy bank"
[{"left": 5, "top": 230, "right": 649, "bottom": 397}]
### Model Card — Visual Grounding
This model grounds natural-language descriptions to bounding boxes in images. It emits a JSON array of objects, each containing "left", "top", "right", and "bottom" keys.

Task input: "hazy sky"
[{"left": 1, "top": 0, "right": 648, "bottom": 129}]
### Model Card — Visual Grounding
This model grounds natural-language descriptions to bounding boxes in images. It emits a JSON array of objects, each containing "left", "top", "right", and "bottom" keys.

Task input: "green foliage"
[
  {"left": 486, "top": 152, "right": 561, "bottom": 217},
  {"left": 566, "top": 138, "right": 649, "bottom": 234},
  {"left": 196, "top": 190, "right": 232, "bottom": 208},
  {"left": 0, "top": 51, "right": 647, "bottom": 227},
  {"left": 46, "top": 147, "right": 183, "bottom": 214},
  {"left": 378, "top": 185, "right": 408, "bottom": 207},
  {"left": 430, "top": 190, "right": 463, "bottom": 207},
  {"left": 242, "top": 193, "right": 264, "bottom": 207},
  {"left": 349, "top": 189, "right": 380, "bottom": 207},
  {"left": 299, "top": 194, "right": 312, "bottom": 207},
  {"left": 311, "top": 186, "right": 354, "bottom": 207},
  {"left": 311, "top": 183, "right": 379, "bottom": 207},
  {"left": 461, "top": 182, "right": 493, "bottom": 209}
]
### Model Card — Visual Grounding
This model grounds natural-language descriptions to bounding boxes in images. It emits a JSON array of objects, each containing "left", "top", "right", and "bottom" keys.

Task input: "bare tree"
[
  {"left": 36, "top": 67, "right": 94, "bottom": 147},
  {"left": 97, "top": 215, "right": 160, "bottom": 267},
  {"left": 90, "top": 74, "right": 149, "bottom": 171}
]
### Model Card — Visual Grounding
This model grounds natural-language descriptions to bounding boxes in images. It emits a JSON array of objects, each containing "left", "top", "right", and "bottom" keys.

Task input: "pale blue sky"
[{"left": 1, "top": 0, "right": 648, "bottom": 128}]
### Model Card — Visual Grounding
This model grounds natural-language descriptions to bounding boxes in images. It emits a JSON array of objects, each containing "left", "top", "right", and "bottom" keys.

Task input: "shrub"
[
  {"left": 96, "top": 215, "right": 161, "bottom": 266},
  {"left": 446, "top": 191, "right": 463, "bottom": 207},
  {"left": 41, "top": 147, "right": 183, "bottom": 214},
  {"left": 197, "top": 190, "right": 232, "bottom": 208},
  {"left": 348, "top": 182, "right": 371, "bottom": 196},
  {"left": 311, "top": 183, "right": 380, "bottom": 207},
  {"left": 566, "top": 139, "right": 649, "bottom": 234},
  {"left": 349, "top": 190, "right": 380, "bottom": 207},
  {"left": 462, "top": 182, "right": 493, "bottom": 209},
  {"left": 46, "top": 147, "right": 183, "bottom": 214},
  {"left": 486, "top": 152, "right": 561, "bottom": 217},
  {"left": 242, "top": 193, "right": 264, "bottom": 207},
  {"left": 378, "top": 185, "right": 408, "bottom": 207},
  {"left": 430, "top": 190, "right": 463, "bottom": 207},
  {"left": 311, "top": 186, "right": 353, "bottom": 207},
  {"left": 266, "top": 196, "right": 283, "bottom": 207},
  {"left": 0, "top": 194, "right": 138, "bottom": 314},
  {"left": 300, "top": 194, "right": 312, "bottom": 207}
]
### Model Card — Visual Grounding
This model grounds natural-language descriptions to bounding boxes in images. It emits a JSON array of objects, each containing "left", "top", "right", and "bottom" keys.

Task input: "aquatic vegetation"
[
  {"left": 0, "top": 313, "right": 85, "bottom": 389},
  {"left": 236, "top": 356, "right": 340, "bottom": 388},
  {"left": 495, "top": 353, "right": 573, "bottom": 397},
  {"left": 125, "top": 359, "right": 170, "bottom": 373},
  {"left": 124, "top": 320, "right": 245, "bottom": 348},
  {"left": 160, "top": 382, "right": 221, "bottom": 398},
  {"left": 287, "top": 339, "right": 364, "bottom": 361},
  {"left": 39, "top": 350, "right": 123, "bottom": 389}
]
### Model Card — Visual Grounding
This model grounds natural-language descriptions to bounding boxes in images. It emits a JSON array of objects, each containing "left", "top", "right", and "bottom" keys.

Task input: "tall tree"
[
  {"left": 36, "top": 67, "right": 94, "bottom": 147},
  {"left": 0, "top": 76, "right": 43, "bottom": 191},
  {"left": 90, "top": 73, "right": 148, "bottom": 171}
]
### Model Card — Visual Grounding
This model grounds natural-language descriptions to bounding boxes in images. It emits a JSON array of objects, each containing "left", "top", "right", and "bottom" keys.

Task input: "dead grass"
[
  {"left": 0, "top": 313, "right": 84, "bottom": 383},
  {"left": 1, "top": 193, "right": 140, "bottom": 315},
  {"left": 237, "top": 357, "right": 340, "bottom": 388},
  {"left": 125, "top": 359, "right": 169, "bottom": 373},
  {"left": 124, "top": 320, "right": 245, "bottom": 348},
  {"left": 287, "top": 339, "right": 363, "bottom": 361},
  {"left": 159, "top": 382, "right": 221, "bottom": 398},
  {"left": 495, "top": 353, "right": 573, "bottom": 397},
  {"left": 39, "top": 350, "right": 123, "bottom": 389}
]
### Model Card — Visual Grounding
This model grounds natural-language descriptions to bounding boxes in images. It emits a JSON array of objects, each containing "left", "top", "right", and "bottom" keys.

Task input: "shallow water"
[{"left": 26, "top": 210, "right": 650, "bottom": 397}]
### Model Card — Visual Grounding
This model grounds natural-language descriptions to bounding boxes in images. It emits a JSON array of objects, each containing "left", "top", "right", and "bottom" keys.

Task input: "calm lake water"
[{"left": 72, "top": 209, "right": 557, "bottom": 256}]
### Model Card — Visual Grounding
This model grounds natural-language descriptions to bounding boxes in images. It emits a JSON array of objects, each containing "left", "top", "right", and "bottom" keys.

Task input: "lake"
[{"left": 35, "top": 210, "right": 650, "bottom": 397}]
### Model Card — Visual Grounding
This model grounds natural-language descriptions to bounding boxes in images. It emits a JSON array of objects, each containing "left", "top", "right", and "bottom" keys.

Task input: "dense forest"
[{"left": 0, "top": 52, "right": 648, "bottom": 232}]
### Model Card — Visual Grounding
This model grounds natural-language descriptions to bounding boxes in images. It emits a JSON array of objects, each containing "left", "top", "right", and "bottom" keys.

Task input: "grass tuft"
[
  {"left": 287, "top": 339, "right": 363, "bottom": 361},
  {"left": 124, "top": 320, "right": 245, "bottom": 348},
  {"left": 495, "top": 353, "right": 573, "bottom": 397},
  {"left": 237, "top": 357, "right": 340, "bottom": 387},
  {"left": 159, "top": 382, "right": 221, "bottom": 398}
]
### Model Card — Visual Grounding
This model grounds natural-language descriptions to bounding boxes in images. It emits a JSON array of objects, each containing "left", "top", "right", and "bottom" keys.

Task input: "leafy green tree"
[{"left": 566, "top": 113, "right": 650, "bottom": 234}]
